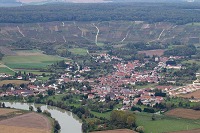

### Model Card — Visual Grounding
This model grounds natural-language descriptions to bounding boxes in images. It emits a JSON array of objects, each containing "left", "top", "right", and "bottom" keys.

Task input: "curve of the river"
[{"left": 4, "top": 102, "right": 82, "bottom": 133}]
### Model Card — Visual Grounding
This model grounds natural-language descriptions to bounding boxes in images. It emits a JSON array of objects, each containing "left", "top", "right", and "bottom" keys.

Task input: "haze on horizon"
[{"left": 0, "top": 0, "right": 197, "bottom": 4}]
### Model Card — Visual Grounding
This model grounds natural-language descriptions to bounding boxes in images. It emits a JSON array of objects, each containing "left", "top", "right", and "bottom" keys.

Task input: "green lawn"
[
  {"left": 136, "top": 112, "right": 200, "bottom": 133},
  {"left": 69, "top": 48, "right": 88, "bottom": 55}
]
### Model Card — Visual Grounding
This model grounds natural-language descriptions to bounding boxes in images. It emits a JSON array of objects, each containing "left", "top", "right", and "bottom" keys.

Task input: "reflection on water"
[{"left": 4, "top": 102, "right": 82, "bottom": 133}]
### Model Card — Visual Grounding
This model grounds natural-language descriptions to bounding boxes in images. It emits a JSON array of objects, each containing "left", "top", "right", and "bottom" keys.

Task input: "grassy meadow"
[
  {"left": 1, "top": 50, "right": 66, "bottom": 71},
  {"left": 0, "top": 67, "right": 15, "bottom": 75},
  {"left": 69, "top": 48, "right": 88, "bottom": 55},
  {"left": 136, "top": 112, "right": 200, "bottom": 133}
]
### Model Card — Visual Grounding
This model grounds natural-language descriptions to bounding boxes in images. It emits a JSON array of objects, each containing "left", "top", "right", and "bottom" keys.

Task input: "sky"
[{"left": 0, "top": 0, "right": 196, "bottom": 4}]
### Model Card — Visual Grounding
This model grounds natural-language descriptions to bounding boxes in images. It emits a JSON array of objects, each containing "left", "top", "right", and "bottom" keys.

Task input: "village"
[{"left": 0, "top": 53, "right": 199, "bottom": 111}]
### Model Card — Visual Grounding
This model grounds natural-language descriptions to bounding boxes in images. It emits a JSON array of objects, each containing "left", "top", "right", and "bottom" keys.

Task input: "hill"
[{"left": 0, "top": 21, "right": 199, "bottom": 45}]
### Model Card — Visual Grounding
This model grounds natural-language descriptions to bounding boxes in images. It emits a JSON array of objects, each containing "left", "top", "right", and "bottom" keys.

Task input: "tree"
[
  {"left": 2, "top": 103, "right": 5, "bottom": 108},
  {"left": 37, "top": 107, "right": 42, "bottom": 113},
  {"left": 126, "top": 116, "right": 135, "bottom": 126},
  {"left": 137, "top": 99, "right": 143, "bottom": 105},
  {"left": 54, "top": 120, "right": 61, "bottom": 131},
  {"left": 110, "top": 110, "right": 136, "bottom": 128},
  {"left": 82, "top": 122, "right": 88, "bottom": 133},
  {"left": 131, "top": 106, "right": 142, "bottom": 112},
  {"left": 43, "top": 110, "right": 51, "bottom": 117},
  {"left": 29, "top": 106, "right": 34, "bottom": 111},
  {"left": 136, "top": 126, "right": 145, "bottom": 133},
  {"left": 47, "top": 90, "right": 55, "bottom": 96},
  {"left": 152, "top": 114, "right": 156, "bottom": 121}
]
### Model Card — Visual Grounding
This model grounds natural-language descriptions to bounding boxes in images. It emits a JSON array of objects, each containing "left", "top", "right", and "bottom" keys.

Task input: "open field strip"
[{"left": 0, "top": 80, "right": 30, "bottom": 86}]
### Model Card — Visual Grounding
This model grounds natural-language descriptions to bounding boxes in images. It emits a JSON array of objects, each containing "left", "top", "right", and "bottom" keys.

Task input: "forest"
[{"left": 0, "top": 3, "right": 200, "bottom": 24}]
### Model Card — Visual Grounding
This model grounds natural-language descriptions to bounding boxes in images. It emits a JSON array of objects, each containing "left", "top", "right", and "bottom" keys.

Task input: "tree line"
[{"left": 0, "top": 3, "right": 200, "bottom": 24}]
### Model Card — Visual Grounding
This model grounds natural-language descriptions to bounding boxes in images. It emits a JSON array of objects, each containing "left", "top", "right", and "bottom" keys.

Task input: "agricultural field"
[
  {"left": 136, "top": 112, "right": 200, "bottom": 133},
  {"left": 1, "top": 50, "right": 66, "bottom": 70},
  {"left": 0, "top": 64, "right": 15, "bottom": 75},
  {"left": 179, "top": 90, "right": 200, "bottom": 99},
  {"left": 69, "top": 48, "right": 88, "bottom": 55},
  {"left": 0, "top": 80, "right": 29, "bottom": 86},
  {"left": 0, "top": 67, "right": 15, "bottom": 75},
  {"left": 170, "top": 129, "right": 200, "bottom": 133},
  {"left": 91, "top": 129, "right": 136, "bottom": 133},
  {"left": 182, "top": 60, "right": 200, "bottom": 66},
  {"left": 138, "top": 49, "right": 165, "bottom": 57},
  {"left": 15, "top": 50, "right": 44, "bottom": 56},
  {"left": 186, "top": 23, "right": 200, "bottom": 26},
  {"left": 165, "top": 108, "right": 200, "bottom": 120},
  {"left": 0, "top": 108, "right": 18, "bottom": 116},
  {"left": 0, "top": 112, "right": 51, "bottom": 133},
  {"left": 0, "top": 108, "right": 28, "bottom": 121},
  {"left": 96, "top": 42, "right": 105, "bottom": 47}
]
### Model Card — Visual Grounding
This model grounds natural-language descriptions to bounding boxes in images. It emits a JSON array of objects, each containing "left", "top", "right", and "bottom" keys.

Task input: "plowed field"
[
  {"left": 0, "top": 112, "right": 51, "bottom": 133},
  {"left": 91, "top": 129, "right": 136, "bottom": 133}
]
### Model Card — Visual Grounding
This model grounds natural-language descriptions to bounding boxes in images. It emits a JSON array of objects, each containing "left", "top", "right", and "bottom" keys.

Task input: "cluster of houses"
[
  {"left": 0, "top": 83, "right": 59, "bottom": 97},
  {"left": 94, "top": 53, "right": 122, "bottom": 63},
  {"left": 0, "top": 54, "right": 198, "bottom": 109},
  {"left": 165, "top": 79, "right": 200, "bottom": 97}
]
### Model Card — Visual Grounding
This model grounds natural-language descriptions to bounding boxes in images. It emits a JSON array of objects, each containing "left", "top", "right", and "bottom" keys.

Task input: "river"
[{"left": 4, "top": 102, "right": 83, "bottom": 133}]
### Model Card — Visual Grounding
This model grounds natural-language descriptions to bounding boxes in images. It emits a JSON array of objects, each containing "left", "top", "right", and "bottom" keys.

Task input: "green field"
[
  {"left": 90, "top": 110, "right": 111, "bottom": 119},
  {"left": 69, "top": 48, "right": 88, "bottom": 55},
  {"left": 186, "top": 22, "right": 200, "bottom": 26},
  {"left": 0, "top": 67, "right": 15, "bottom": 75},
  {"left": 37, "top": 76, "right": 50, "bottom": 82},
  {"left": 182, "top": 59, "right": 200, "bottom": 65},
  {"left": 15, "top": 69, "right": 52, "bottom": 75},
  {"left": 2, "top": 54, "right": 65, "bottom": 69},
  {"left": 96, "top": 42, "right": 105, "bottom": 47},
  {"left": 136, "top": 112, "right": 200, "bottom": 133}
]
